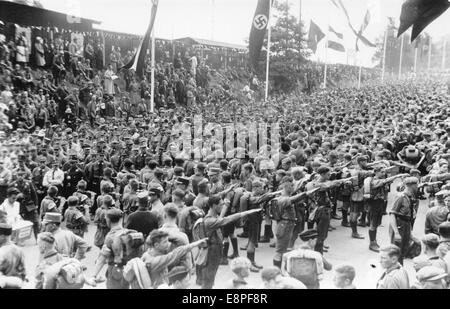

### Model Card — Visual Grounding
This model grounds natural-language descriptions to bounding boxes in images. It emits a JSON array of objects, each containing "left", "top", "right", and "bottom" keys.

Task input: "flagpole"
[
  {"left": 265, "top": 2, "right": 272, "bottom": 101},
  {"left": 414, "top": 45, "right": 418, "bottom": 74},
  {"left": 398, "top": 33, "right": 404, "bottom": 78},
  {"left": 358, "top": 53, "right": 362, "bottom": 88},
  {"left": 323, "top": 31, "right": 329, "bottom": 88},
  {"left": 442, "top": 37, "right": 447, "bottom": 71},
  {"left": 428, "top": 36, "right": 432, "bottom": 72},
  {"left": 211, "top": 0, "right": 215, "bottom": 41},
  {"left": 381, "top": 24, "right": 388, "bottom": 82},
  {"left": 299, "top": 0, "right": 302, "bottom": 56},
  {"left": 150, "top": 25, "right": 156, "bottom": 113}
]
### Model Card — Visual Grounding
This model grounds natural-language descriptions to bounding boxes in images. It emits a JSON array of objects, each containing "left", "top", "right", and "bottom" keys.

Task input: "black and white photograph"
[{"left": 1, "top": 0, "right": 450, "bottom": 294}]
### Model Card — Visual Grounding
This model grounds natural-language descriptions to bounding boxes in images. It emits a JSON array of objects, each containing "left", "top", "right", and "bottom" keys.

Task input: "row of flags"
[
  {"left": 308, "top": 21, "right": 346, "bottom": 53},
  {"left": 122, "top": 0, "right": 450, "bottom": 87}
]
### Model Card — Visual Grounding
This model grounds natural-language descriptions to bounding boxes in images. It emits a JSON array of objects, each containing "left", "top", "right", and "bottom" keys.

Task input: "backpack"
[
  {"left": 268, "top": 198, "right": 282, "bottom": 221},
  {"left": 363, "top": 177, "right": 373, "bottom": 200},
  {"left": 405, "top": 237, "right": 422, "bottom": 259},
  {"left": 287, "top": 256, "right": 319, "bottom": 288},
  {"left": 111, "top": 229, "right": 145, "bottom": 265},
  {"left": 56, "top": 259, "right": 85, "bottom": 289},
  {"left": 192, "top": 218, "right": 208, "bottom": 248},
  {"left": 231, "top": 188, "right": 245, "bottom": 214}
]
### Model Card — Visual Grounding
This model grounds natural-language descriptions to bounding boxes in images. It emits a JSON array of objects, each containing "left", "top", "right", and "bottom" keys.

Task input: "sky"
[{"left": 37, "top": 0, "right": 450, "bottom": 67}]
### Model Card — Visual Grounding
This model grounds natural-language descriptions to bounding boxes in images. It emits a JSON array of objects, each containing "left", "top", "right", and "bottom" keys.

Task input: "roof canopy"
[
  {"left": 174, "top": 37, "right": 247, "bottom": 51},
  {"left": 0, "top": 0, "right": 101, "bottom": 32}
]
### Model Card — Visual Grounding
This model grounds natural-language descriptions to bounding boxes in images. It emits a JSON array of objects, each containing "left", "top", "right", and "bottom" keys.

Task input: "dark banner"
[
  {"left": 249, "top": 0, "right": 272, "bottom": 71},
  {"left": 121, "top": 0, "right": 159, "bottom": 77}
]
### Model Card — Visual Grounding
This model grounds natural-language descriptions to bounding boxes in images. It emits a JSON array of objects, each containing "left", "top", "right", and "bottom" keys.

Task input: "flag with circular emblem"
[{"left": 249, "top": 0, "right": 272, "bottom": 71}]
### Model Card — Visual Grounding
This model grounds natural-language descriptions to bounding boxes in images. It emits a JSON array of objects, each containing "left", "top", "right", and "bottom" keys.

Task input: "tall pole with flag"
[
  {"left": 120, "top": 0, "right": 159, "bottom": 80},
  {"left": 299, "top": 0, "right": 302, "bottom": 56},
  {"left": 211, "top": 0, "right": 215, "bottom": 41},
  {"left": 398, "top": 33, "right": 404, "bottom": 78},
  {"left": 358, "top": 57, "right": 362, "bottom": 88},
  {"left": 414, "top": 39, "right": 418, "bottom": 74},
  {"left": 323, "top": 35, "right": 328, "bottom": 88},
  {"left": 428, "top": 36, "right": 432, "bottom": 72},
  {"left": 249, "top": 0, "right": 272, "bottom": 99},
  {"left": 442, "top": 37, "right": 447, "bottom": 71},
  {"left": 150, "top": 25, "right": 156, "bottom": 113},
  {"left": 265, "top": 3, "right": 272, "bottom": 101},
  {"left": 381, "top": 24, "right": 388, "bottom": 82}
]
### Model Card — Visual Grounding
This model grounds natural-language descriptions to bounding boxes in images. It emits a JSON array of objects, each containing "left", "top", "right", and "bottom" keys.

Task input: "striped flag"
[
  {"left": 355, "top": 9, "right": 375, "bottom": 51},
  {"left": 330, "top": 0, "right": 375, "bottom": 50},
  {"left": 329, "top": 26, "right": 343, "bottom": 40},
  {"left": 120, "top": 0, "right": 159, "bottom": 78},
  {"left": 328, "top": 26, "right": 345, "bottom": 52}
]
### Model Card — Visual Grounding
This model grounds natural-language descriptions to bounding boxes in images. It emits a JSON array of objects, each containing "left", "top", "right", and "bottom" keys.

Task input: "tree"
[
  {"left": 256, "top": 0, "right": 310, "bottom": 94},
  {"left": 372, "top": 18, "right": 433, "bottom": 75}
]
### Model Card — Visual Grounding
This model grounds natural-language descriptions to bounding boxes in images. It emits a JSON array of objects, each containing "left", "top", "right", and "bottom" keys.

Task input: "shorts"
[
  {"left": 337, "top": 196, "right": 351, "bottom": 211},
  {"left": 368, "top": 199, "right": 384, "bottom": 228},
  {"left": 275, "top": 220, "right": 295, "bottom": 254},
  {"left": 222, "top": 222, "right": 236, "bottom": 238},
  {"left": 247, "top": 215, "right": 260, "bottom": 245},
  {"left": 350, "top": 200, "right": 364, "bottom": 213}
]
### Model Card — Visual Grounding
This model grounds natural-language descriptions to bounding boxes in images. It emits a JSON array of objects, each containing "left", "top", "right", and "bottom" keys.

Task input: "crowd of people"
[{"left": 2, "top": 25, "right": 450, "bottom": 289}]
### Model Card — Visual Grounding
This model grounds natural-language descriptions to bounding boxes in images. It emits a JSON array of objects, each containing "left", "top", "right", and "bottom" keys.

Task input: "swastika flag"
[{"left": 249, "top": 0, "right": 272, "bottom": 71}]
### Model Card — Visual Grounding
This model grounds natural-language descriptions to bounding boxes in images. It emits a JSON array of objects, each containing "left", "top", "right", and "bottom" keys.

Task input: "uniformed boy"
[
  {"left": 389, "top": 177, "right": 419, "bottom": 264},
  {"left": 64, "top": 196, "right": 89, "bottom": 238},
  {"left": 0, "top": 223, "right": 26, "bottom": 289},
  {"left": 197, "top": 195, "right": 262, "bottom": 289}
]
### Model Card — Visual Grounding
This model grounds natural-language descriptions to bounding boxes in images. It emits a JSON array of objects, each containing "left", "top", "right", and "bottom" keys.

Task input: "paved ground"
[{"left": 19, "top": 180, "right": 427, "bottom": 289}]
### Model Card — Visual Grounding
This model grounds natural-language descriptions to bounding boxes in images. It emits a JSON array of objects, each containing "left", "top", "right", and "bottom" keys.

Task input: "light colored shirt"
[
  {"left": 377, "top": 264, "right": 410, "bottom": 289},
  {"left": 43, "top": 169, "right": 64, "bottom": 187},
  {"left": 0, "top": 200, "right": 22, "bottom": 225},
  {"left": 53, "top": 229, "right": 89, "bottom": 260}
]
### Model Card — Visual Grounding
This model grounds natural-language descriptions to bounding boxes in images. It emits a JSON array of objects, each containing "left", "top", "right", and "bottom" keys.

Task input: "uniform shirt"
[
  {"left": 125, "top": 210, "right": 159, "bottom": 239},
  {"left": 191, "top": 174, "right": 206, "bottom": 195},
  {"left": 276, "top": 196, "right": 296, "bottom": 221},
  {"left": 0, "top": 199, "right": 22, "bottom": 225},
  {"left": 0, "top": 242, "right": 26, "bottom": 280},
  {"left": 425, "top": 206, "right": 450, "bottom": 235},
  {"left": 150, "top": 199, "right": 165, "bottom": 224},
  {"left": 141, "top": 245, "right": 193, "bottom": 289},
  {"left": 160, "top": 223, "right": 192, "bottom": 271},
  {"left": 370, "top": 177, "right": 390, "bottom": 201},
  {"left": 35, "top": 250, "right": 65, "bottom": 289},
  {"left": 31, "top": 166, "right": 49, "bottom": 192},
  {"left": 308, "top": 180, "right": 332, "bottom": 208},
  {"left": 193, "top": 194, "right": 209, "bottom": 212},
  {"left": 53, "top": 228, "right": 89, "bottom": 260},
  {"left": 390, "top": 192, "right": 415, "bottom": 221},
  {"left": 64, "top": 207, "right": 89, "bottom": 231},
  {"left": 93, "top": 206, "right": 112, "bottom": 248},
  {"left": 139, "top": 167, "right": 155, "bottom": 183},
  {"left": 122, "top": 191, "right": 139, "bottom": 213},
  {"left": 100, "top": 225, "right": 123, "bottom": 264},
  {"left": 10, "top": 180, "right": 38, "bottom": 211},
  {"left": 40, "top": 196, "right": 60, "bottom": 220},
  {"left": 376, "top": 264, "right": 410, "bottom": 289},
  {"left": 203, "top": 212, "right": 242, "bottom": 245}
]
